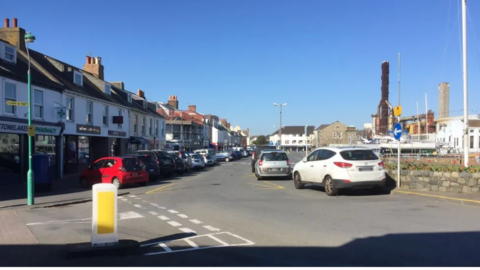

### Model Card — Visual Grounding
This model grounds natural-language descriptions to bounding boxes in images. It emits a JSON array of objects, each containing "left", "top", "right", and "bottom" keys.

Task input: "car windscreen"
[
  {"left": 156, "top": 151, "right": 172, "bottom": 159},
  {"left": 340, "top": 150, "right": 379, "bottom": 161},
  {"left": 122, "top": 158, "right": 143, "bottom": 171},
  {"left": 192, "top": 154, "right": 202, "bottom": 159},
  {"left": 261, "top": 152, "right": 288, "bottom": 161},
  {"left": 137, "top": 156, "right": 156, "bottom": 166}
]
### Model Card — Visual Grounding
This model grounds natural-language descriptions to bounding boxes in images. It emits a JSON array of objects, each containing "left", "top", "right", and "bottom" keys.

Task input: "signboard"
[
  {"left": 77, "top": 124, "right": 101, "bottom": 135},
  {"left": 6, "top": 101, "right": 29, "bottom": 106},
  {"left": 112, "top": 116, "right": 124, "bottom": 124},
  {"left": 108, "top": 130, "right": 127, "bottom": 137},
  {"left": 0, "top": 121, "right": 61, "bottom": 135},
  {"left": 394, "top": 106, "right": 402, "bottom": 117},
  {"left": 28, "top": 125, "right": 35, "bottom": 137},
  {"left": 393, "top": 123, "right": 402, "bottom": 141}
]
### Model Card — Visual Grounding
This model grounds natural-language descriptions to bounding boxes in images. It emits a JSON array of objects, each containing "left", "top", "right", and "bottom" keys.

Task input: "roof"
[
  {"left": 270, "top": 126, "right": 315, "bottom": 136},
  {"left": 316, "top": 124, "right": 330, "bottom": 131},
  {"left": 469, "top": 120, "right": 480, "bottom": 128},
  {"left": 0, "top": 47, "right": 64, "bottom": 91}
]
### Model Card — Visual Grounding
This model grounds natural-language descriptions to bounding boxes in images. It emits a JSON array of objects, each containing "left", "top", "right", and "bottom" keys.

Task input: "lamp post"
[
  {"left": 25, "top": 32, "right": 36, "bottom": 205},
  {"left": 273, "top": 103, "right": 287, "bottom": 149}
]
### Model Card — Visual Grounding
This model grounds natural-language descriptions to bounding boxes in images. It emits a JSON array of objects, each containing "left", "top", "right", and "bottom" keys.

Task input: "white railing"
[{"left": 409, "top": 134, "right": 436, "bottom": 142}]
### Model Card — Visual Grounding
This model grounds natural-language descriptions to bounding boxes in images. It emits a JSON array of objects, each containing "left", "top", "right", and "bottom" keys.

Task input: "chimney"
[
  {"left": 137, "top": 89, "right": 145, "bottom": 98},
  {"left": 188, "top": 105, "right": 196, "bottom": 112},
  {"left": 0, "top": 18, "right": 26, "bottom": 51},
  {"left": 168, "top": 95, "right": 179, "bottom": 110},
  {"left": 83, "top": 55, "right": 104, "bottom": 80}
]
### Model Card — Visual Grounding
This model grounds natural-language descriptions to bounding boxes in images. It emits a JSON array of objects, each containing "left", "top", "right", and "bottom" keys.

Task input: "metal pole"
[
  {"left": 279, "top": 105, "right": 282, "bottom": 150},
  {"left": 397, "top": 117, "right": 401, "bottom": 188},
  {"left": 462, "top": 0, "right": 469, "bottom": 167},
  {"left": 417, "top": 101, "right": 420, "bottom": 136},
  {"left": 425, "top": 93, "right": 428, "bottom": 140},
  {"left": 26, "top": 45, "right": 34, "bottom": 205}
]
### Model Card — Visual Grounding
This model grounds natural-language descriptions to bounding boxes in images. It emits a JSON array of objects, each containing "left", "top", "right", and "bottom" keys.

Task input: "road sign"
[
  {"left": 27, "top": 125, "right": 35, "bottom": 137},
  {"left": 6, "top": 101, "right": 29, "bottom": 106},
  {"left": 394, "top": 106, "right": 402, "bottom": 116},
  {"left": 269, "top": 141, "right": 273, "bottom": 146},
  {"left": 275, "top": 141, "right": 279, "bottom": 146},
  {"left": 393, "top": 123, "right": 402, "bottom": 140}
]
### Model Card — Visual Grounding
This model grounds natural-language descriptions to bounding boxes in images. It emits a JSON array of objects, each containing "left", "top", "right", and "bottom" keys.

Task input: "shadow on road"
[{"left": 1, "top": 231, "right": 479, "bottom": 266}]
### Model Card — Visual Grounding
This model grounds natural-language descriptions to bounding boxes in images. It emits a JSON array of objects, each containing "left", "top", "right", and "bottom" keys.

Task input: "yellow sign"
[
  {"left": 97, "top": 191, "right": 115, "bottom": 234},
  {"left": 394, "top": 106, "right": 402, "bottom": 116},
  {"left": 28, "top": 125, "right": 35, "bottom": 137},
  {"left": 6, "top": 101, "right": 29, "bottom": 106}
]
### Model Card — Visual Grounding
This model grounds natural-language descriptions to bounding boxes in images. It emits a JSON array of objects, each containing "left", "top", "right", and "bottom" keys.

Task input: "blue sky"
[{"left": 3, "top": 0, "right": 480, "bottom": 136}]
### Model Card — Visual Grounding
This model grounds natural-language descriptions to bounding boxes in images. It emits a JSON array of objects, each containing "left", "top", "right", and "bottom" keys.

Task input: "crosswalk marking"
[
  {"left": 179, "top": 228, "right": 196, "bottom": 234},
  {"left": 190, "top": 219, "right": 202, "bottom": 224},
  {"left": 184, "top": 238, "right": 199, "bottom": 249},
  {"left": 168, "top": 221, "right": 182, "bottom": 227},
  {"left": 168, "top": 210, "right": 179, "bottom": 214},
  {"left": 158, "top": 215, "right": 170, "bottom": 221},
  {"left": 148, "top": 211, "right": 158, "bottom": 216},
  {"left": 177, "top": 214, "right": 188, "bottom": 218},
  {"left": 203, "top": 225, "right": 220, "bottom": 232},
  {"left": 159, "top": 243, "right": 172, "bottom": 252}
]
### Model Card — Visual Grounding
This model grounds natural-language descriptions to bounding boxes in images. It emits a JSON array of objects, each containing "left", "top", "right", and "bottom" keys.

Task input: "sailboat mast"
[{"left": 462, "top": 0, "right": 469, "bottom": 167}]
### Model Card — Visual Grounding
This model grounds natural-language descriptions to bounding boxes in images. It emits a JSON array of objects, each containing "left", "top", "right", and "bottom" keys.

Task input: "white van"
[{"left": 194, "top": 148, "right": 216, "bottom": 157}]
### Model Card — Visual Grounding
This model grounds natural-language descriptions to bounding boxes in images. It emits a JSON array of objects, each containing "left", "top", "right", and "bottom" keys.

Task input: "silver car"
[
  {"left": 190, "top": 154, "right": 206, "bottom": 170},
  {"left": 255, "top": 150, "right": 292, "bottom": 180}
]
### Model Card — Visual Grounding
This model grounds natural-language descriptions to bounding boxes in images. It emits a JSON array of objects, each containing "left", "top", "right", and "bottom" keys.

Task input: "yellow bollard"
[{"left": 91, "top": 183, "right": 118, "bottom": 247}]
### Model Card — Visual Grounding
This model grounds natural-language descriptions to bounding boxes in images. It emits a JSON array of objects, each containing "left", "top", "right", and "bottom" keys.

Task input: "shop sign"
[
  {"left": 76, "top": 124, "right": 101, "bottom": 135},
  {"left": 108, "top": 130, "right": 127, "bottom": 137},
  {"left": 0, "top": 120, "right": 61, "bottom": 135}
]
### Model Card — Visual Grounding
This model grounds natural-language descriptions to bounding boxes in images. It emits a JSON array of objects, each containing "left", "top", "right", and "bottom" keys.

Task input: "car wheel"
[
  {"left": 79, "top": 177, "right": 88, "bottom": 188},
  {"left": 112, "top": 177, "right": 122, "bottom": 189},
  {"left": 294, "top": 172, "right": 304, "bottom": 189},
  {"left": 324, "top": 176, "right": 338, "bottom": 196},
  {"left": 225, "top": 158, "right": 230, "bottom": 162},
  {"left": 256, "top": 173, "right": 263, "bottom": 181}
]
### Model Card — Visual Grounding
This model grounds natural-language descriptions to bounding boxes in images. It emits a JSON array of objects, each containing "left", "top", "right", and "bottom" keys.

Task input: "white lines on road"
[
  {"left": 128, "top": 195, "right": 137, "bottom": 198},
  {"left": 179, "top": 228, "right": 196, "bottom": 234},
  {"left": 133, "top": 204, "right": 143, "bottom": 208},
  {"left": 158, "top": 215, "right": 170, "bottom": 221},
  {"left": 207, "top": 234, "right": 228, "bottom": 246},
  {"left": 148, "top": 211, "right": 159, "bottom": 216},
  {"left": 149, "top": 203, "right": 159, "bottom": 207},
  {"left": 177, "top": 214, "right": 188, "bottom": 218},
  {"left": 117, "top": 196, "right": 124, "bottom": 199},
  {"left": 120, "top": 198, "right": 128, "bottom": 202},
  {"left": 27, "top": 211, "right": 144, "bottom": 226},
  {"left": 203, "top": 225, "right": 221, "bottom": 232},
  {"left": 168, "top": 210, "right": 179, "bottom": 214},
  {"left": 189, "top": 219, "right": 202, "bottom": 224},
  {"left": 167, "top": 221, "right": 182, "bottom": 227},
  {"left": 135, "top": 197, "right": 141, "bottom": 200},
  {"left": 118, "top": 211, "right": 144, "bottom": 220},
  {"left": 184, "top": 238, "right": 199, "bottom": 249},
  {"left": 159, "top": 243, "right": 172, "bottom": 252}
]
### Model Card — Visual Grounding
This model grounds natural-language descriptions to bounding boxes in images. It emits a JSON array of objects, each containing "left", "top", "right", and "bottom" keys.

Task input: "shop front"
[
  {"left": 128, "top": 136, "right": 152, "bottom": 154},
  {"left": 0, "top": 118, "right": 63, "bottom": 186},
  {"left": 108, "top": 130, "right": 128, "bottom": 157}
]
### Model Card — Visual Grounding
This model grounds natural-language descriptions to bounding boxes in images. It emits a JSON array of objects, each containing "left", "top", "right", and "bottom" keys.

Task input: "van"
[{"left": 194, "top": 148, "right": 216, "bottom": 157}]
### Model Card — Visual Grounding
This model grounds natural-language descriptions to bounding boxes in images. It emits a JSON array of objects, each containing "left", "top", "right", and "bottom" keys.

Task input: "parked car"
[
  {"left": 137, "top": 150, "right": 175, "bottom": 177},
  {"left": 134, "top": 154, "right": 160, "bottom": 181},
  {"left": 251, "top": 145, "right": 277, "bottom": 172},
  {"left": 203, "top": 154, "right": 215, "bottom": 166},
  {"left": 292, "top": 147, "right": 387, "bottom": 196},
  {"left": 194, "top": 148, "right": 216, "bottom": 157},
  {"left": 190, "top": 154, "right": 206, "bottom": 170},
  {"left": 79, "top": 156, "right": 148, "bottom": 189},
  {"left": 241, "top": 149, "right": 248, "bottom": 157},
  {"left": 216, "top": 151, "right": 234, "bottom": 162},
  {"left": 168, "top": 153, "right": 186, "bottom": 175},
  {"left": 168, "top": 151, "right": 193, "bottom": 171},
  {"left": 255, "top": 150, "right": 292, "bottom": 180}
]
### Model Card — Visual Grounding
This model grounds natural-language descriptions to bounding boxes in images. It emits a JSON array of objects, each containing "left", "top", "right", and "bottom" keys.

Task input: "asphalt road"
[{"left": 6, "top": 152, "right": 480, "bottom": 266}]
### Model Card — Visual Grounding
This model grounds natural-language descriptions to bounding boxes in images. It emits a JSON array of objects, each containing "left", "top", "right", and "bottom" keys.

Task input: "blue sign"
[
  {"left": 269, "top": 141, "right": 274, "bottom": 146},
  {"left": 393, "top": 123, "right": 402, "bottom": 140},
  {"left": 275, "top": 141, "right": 279, "bottom": 146}
]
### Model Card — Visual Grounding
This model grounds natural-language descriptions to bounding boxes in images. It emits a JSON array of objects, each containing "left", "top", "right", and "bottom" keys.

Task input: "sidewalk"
[{"left": 392, "top": 188, "right": 480, "bottom": 207}]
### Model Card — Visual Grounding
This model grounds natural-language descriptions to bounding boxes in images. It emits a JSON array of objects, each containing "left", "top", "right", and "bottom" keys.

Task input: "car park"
[
  {"left": 251, "top": 145, "right": 277, "bottom": 172},
  {"left": 254, "top": 150, "right": 291, "bottom": 180},
  {"left": 292, "top": 147, "right": 387, "bottom": 196},
  {"left": 137, "top": 150, "right": 176, "bottom": 177}
]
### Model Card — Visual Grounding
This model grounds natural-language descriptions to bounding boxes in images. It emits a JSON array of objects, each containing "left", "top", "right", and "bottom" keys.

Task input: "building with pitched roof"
[{"left": 269, "top": 126, "right": 315, "bottom": 151}]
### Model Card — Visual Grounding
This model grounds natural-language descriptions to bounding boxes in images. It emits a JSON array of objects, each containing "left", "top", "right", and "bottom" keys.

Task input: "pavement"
[{"left": 1, "top": 153, "right": 480, "bottom": 266}]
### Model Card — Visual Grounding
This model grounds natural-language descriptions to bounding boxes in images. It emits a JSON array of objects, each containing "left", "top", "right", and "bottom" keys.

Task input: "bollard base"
[{"left": 65, "top": 240, "right": 140, "bottom": 259}]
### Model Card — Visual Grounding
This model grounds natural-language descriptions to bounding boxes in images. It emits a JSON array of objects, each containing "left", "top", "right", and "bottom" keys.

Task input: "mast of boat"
[{"left": 462, "top": 0, "right": 469, "bottom": 167}]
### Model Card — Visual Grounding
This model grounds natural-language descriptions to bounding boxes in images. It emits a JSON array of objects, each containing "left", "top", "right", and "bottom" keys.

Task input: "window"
[
  {"left": 134, "top": 114, "right": 138, "bottom": 133},
  {"left": 149, "top": 118, "right": 153, "bottom": 136},
  {"left": 3, "top": 44, "right": 16, "bottom": 62},
  {"left": 340, "top": 150, "right": 377, "bottom": 161},
  {"left": 104, "top": 83, "right": 111, "bottom": 95},
  {"left": 103, "top": 106, "right": 109, "bottom": 126},
  {"left": 4, "top": 82, "right": 16, "bottom": 115},
  {"left": 143, "top": 100, "right": 147, "bottom": 108},
  {"left": 78, "top": 136, "right": 90, "bottom": 164},
  {"left": 86, "top": 101, "right": 93, "bottom": 124},
  {"left": 470, "top": 136, "right": 474, "bottom": 149},
  {"left": 74, "top": 70, "right": 83, "bottom": 86},
  {"left": 33, "top": 90, "right": 44, "bottom": 118},
  {"left": 142, "top": 117, "right": 146, "bottom": 135},
  {"left": 66, "top": 96, "right": 74, "bottom": 121},
  {"left": 155, "top": 120, "right": 159, "bottom": 136},
  {"left": 118, "top": 109, "right": 122, "bottom": 128},
  {"left": 128, "top": 94, "right": 132, "bottom": 103},
  {"left": 339, "top": 132, "right": 342, "bottom": 139}
]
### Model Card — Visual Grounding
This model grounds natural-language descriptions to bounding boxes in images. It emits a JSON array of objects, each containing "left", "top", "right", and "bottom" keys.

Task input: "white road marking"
[
  {"left": 27, "top": 211, "right": 144, "bottom": 226},
  {"left": 168, "top": 210, "right": 179, "bottom": 214},
  {"left": 120, "top": 198, "right": 128, "bottom": 201},
  {"left": 189, "top": 219, "right": 202, "bottom": 224},
  {"left": 135, "top": 197, "right": 141, "bottom": 200},
  {"left": 128, "top": 195, "right": 137, "bottom": 198},
  {"left": 159, "top": 206, "right": 166, "bottom": 209},
  {"left": 226, "top": 232, "right": 255, "bottom": 245},
  {"left": 184, "top": 238, "right": 199, "bottom": 249},
  {"left": 149, "top": 203, "right": 159, "bottom": 207},
  {"left": 207, "top": 234, "right": 229, "bottom": 246},
  {"left": 117, "top": 196, "right": 124, "bottom": 199},
  {"left": 159, "top": 243, "right": 172, "bottom": 252},
  {"left": 119, "top": 211, "right": 144, "bottom": 220},
  {"left": 148, "top": 211, "right": 158, "bottom": 216},
  {"left": 177, "top": 214, "right": 188, "bottom": 218},
  {"left": 203, "top": 225, "right": 220, "bottom": 232},
  {"left": 158, "top": 215, "right": 170, "bottom": 221},
  {"left": 167, "top": 221, "right": 182, "bottom": 227},
  {"left": 133, "top": 204, "right": 142, "bottom": 208},
  {"left": 179, "top": 228, "right": 196, "bottom": 234}
]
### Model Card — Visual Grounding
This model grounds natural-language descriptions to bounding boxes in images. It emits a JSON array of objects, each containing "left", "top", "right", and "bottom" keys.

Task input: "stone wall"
[{"left": 386, "top": 170, "right": 480, "bottom": 193}]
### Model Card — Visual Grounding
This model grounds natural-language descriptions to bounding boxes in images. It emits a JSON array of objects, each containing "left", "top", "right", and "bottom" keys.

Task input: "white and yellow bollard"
[{"left": 91, "top": 183, "right": 118, "bottom": 247}]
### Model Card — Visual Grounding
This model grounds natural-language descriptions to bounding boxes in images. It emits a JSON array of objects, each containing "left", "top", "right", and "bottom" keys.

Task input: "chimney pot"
[
  {"left": 4, "top": 18, "right": 9, "bottom": 28},
  {"left": 12, "top": 18, "right": 17, "bottom": 28},
  {"left": 86, "top": 56, "right": 91, "bottom": 64},
  {"left": 97, "top": 57, "right": 102, "bottom": 65}
]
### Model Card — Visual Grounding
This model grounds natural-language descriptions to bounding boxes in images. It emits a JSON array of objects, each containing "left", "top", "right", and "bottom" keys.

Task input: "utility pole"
[
  {"left": 462, "top": 0, "right": 469, "bottom": 167},
  {"left": 273, "top": 103, "right": 287, "bottom": 149}
]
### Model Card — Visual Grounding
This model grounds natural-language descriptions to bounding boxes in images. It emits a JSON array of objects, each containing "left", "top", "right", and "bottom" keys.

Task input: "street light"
[
  {"left": 273, "top": 103, "right": 287, "bottom": 149},
  {"left": 25, "top": 32, "right": 36, "bottom": 205}
]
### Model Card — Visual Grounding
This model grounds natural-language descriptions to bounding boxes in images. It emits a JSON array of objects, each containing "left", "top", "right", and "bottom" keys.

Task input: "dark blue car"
[{"left": 216, "top": 151, "right": 235, "bottom": 162}]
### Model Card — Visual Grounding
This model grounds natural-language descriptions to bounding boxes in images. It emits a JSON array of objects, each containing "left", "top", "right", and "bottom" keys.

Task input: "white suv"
[{"left": 292, "top": 147, "right": 386, "bottom": 196}]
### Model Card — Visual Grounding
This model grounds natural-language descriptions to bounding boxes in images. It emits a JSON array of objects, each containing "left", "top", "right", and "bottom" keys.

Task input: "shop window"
[
  {"left": 66, "top": 136, "right": 77, "bottom": 164},
  {"left": 4, "top": 82, "right": 16, "bottom": 115},
  {"left": 35, "top": 135, "right": 56, "bottom": 154},
  {"left": 0, "top": 134, "right": 20, "bottom": 175},
  {"left": 78, "top": 136, "right": 90, "bottom": 164}
]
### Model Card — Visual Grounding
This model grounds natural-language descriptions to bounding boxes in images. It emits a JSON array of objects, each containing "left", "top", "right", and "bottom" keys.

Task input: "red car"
[{"left": 79, "top": 156, "right": 148, "bottom": 188}]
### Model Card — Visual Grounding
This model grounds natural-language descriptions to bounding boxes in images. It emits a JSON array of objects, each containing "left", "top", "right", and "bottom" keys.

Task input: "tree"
[{"left": 255, "top": 135, "right": 268, "bottom": 145}]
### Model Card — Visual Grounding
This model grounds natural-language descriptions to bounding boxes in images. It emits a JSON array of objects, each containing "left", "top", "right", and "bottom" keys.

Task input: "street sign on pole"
[
  {"left": 393, "top": 123, "right": 402, "bottom": 141},
  {"left": 394, "top": 106, "right": 402, "bottom": 116},
  {"left": 7, "top": 101, "right": 29, "bottom": 106},
  {"left": 28, "top": 125, "right": 35, "bottom": 137}
]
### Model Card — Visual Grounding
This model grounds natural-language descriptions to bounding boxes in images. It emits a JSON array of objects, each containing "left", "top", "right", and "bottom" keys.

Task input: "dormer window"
[
  {"left": 127, "top": 94, "right": 132, "bottom": 103},
  {"left": 143, "top": 100, "right": 147, "bottom": 108},
  {"left": 104, "top": 83, "right": 111, "bottom": 95},
  {"left": 74, "top": 70, "right": 83, "bottom": 86},
  {"left": 2, "top": 43, "right": 16, "bottom": 63}
]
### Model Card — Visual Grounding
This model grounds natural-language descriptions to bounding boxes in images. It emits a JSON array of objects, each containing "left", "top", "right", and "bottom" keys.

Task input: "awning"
[{"left": 130, "top": 136, "right": 152, "bottom": 145}]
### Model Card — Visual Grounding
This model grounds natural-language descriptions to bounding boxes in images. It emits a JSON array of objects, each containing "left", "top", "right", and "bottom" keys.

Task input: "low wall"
[{"left": 386, "top": 170, "right": 480, "bottom": 193}]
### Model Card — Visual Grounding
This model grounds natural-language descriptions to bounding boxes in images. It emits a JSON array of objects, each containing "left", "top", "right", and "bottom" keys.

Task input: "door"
[
  {"left": 313, "top": 150, "right": 336, "bottom": 183},
  {"left": 100, "top": 159, "right": 117, "bottom": 183},
  {"left": 302, "top": 150, "right": 322, "bottom": 181},
  {"left": 87, "top": 159, "right": 106, "bottom": 184}
]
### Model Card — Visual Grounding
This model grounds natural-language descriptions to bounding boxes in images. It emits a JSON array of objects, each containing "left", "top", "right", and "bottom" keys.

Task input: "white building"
[
  {"left": 436, "top": 115, "right": 480, "bottom": 154},
  {"left": 269, "top": 126, "right": 315, "bottom": 151}
]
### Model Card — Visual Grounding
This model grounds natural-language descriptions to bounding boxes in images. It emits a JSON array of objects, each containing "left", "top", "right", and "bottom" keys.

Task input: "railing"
[{"left": 409, "top": 134, "right": 436, "bottom": 142}]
